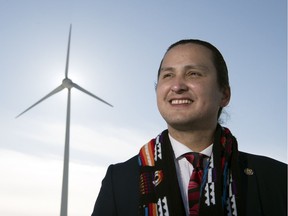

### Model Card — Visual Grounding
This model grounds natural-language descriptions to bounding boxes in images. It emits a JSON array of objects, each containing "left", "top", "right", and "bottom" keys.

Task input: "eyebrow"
[{"left": 160, "top": 64, "right": 209, "bottom": 72}]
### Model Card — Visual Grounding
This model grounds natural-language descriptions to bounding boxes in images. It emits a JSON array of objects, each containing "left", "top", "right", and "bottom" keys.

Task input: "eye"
[
  {"left": 161, "top": 72, "right": 174, "bottom": 79},
  {"left": 186, "top": 70, "right": 202, "bottom": 77}
]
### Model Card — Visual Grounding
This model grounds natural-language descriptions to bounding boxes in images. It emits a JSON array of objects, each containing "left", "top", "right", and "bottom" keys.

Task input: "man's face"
[{"left": 156, "top": 43, "right": 230, "bottom": 131}]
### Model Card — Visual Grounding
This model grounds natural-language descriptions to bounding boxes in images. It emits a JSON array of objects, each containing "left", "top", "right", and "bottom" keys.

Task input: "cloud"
[
  {"left": 0, "top": 150, "right": 106, "bottom": 216},
  {"left": 1, "top": 114, "right": 153, "bottom": 164}
]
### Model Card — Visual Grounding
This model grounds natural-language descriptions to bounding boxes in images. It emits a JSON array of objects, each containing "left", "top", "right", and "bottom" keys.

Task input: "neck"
[{"left": 167, "top": 125, "right": 217, "bottom": 152}]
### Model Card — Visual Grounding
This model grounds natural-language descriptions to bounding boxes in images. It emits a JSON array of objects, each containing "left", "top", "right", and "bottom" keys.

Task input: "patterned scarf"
[{"left": 138, "top": 125, "right": 242, "bottom": 216}]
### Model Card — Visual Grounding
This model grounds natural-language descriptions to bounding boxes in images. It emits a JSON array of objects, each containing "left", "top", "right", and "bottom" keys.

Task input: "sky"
[{"left": 0, "top": 1, "right": 287, "bottom": 215}]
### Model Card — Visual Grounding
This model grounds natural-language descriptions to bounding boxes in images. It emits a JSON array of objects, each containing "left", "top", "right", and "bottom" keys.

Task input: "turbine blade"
[
  {"left": 16, "top": 84, "right": 65, "bottom": 118},
  {"left": 72, "top": 83, "right": 113, "bottom": 107},
  {"left": 65, "top": 24, "right": 72, "bottom": 78}
]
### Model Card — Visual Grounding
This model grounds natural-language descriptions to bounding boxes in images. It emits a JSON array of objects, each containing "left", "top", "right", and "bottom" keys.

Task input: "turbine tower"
[{"left": 16, "top": 25, "right": 112, "bottom": 216}]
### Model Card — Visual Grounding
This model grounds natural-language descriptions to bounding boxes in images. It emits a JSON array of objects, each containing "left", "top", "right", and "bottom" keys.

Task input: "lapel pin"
[{"left": 244, "top": 168, "right": 254, "bottom": 176}]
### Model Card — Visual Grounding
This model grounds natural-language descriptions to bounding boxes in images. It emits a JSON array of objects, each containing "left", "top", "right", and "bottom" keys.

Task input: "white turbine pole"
[
  {"left": 60, "top": 88, "right": 71, "bottom": 216},
  {"left": 16, "top": 25, "right": 113, "bottom": 216}
]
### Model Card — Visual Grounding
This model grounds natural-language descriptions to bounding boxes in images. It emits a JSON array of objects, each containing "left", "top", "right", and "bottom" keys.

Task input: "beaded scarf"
[{"left": 138, "top": 125, "right": 242, "bottom": 216}]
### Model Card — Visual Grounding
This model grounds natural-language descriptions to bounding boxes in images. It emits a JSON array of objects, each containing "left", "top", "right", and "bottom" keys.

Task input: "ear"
[
  {"left": 220, "top": 86, "right": 231, "bottom": 107},
  {"left": 154, "top": 82, "right": 158, "bottom": 91}
]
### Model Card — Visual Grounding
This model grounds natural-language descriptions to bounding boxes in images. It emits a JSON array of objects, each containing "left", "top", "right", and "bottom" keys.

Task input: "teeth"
[{"left": 171, "top": 99, "right": 192, "bottom": 104}]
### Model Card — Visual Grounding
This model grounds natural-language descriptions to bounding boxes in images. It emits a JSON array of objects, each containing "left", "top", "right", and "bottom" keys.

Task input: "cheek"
[
  {"left": 156, "top": 83, "right": 168, "bottom": 99},
  {"left": 209, "top": 90, "right": 225, "bottom": 106},
  {"left": 156, "top": 87, "right": 164, "bottom": 107},
  {"left": 195, "top": 84, "right": 223, "bottom": 104}
]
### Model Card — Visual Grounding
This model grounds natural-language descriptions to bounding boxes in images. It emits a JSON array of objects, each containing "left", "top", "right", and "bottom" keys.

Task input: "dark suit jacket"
[{"left": 92, "top": 152, "right": 287, "bottom": 216}]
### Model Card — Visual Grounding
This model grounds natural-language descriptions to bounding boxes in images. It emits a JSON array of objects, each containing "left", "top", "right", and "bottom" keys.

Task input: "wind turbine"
[{"left": 16, "top": 25, "right": 113, "bottom": 216}]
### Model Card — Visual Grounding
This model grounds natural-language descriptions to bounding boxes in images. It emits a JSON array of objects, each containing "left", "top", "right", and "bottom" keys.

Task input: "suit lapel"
[{"left": 238, "top": 152, "right": 263, "bottom": 216}]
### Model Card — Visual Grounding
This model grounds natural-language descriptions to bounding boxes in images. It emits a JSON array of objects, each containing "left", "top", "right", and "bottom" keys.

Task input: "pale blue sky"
[{"left": 0, "top": 1, "right": 287, "bottom": 216}]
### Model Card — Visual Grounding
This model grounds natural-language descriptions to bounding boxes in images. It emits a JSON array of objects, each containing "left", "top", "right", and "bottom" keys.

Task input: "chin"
[
  {"left": 167, "top": 121, "right": 194, "bottom": 131},
  {"left": 167, "top": 119, "right": 217, "bottom": 131}
]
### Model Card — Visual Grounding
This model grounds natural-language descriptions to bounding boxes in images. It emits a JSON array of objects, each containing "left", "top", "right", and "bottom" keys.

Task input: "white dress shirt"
[{"left": 169, "top": 134, "right": 213, "bottom": 216}]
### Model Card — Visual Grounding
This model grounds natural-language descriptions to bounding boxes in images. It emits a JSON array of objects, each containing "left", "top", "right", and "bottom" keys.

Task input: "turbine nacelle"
[{"left": 62, "top": 78, "right": 74, "bottom": 89}]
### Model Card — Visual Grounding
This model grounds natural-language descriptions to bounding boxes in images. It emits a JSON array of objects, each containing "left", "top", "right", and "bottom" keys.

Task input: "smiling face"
[{"left": 156, "top": 43, "right": 230, "bottom": 132}]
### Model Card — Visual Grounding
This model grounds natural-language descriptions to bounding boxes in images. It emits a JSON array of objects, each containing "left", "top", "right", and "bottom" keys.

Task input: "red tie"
[{"left": 183, "top": 152, "right": 205, "bottom": 216}]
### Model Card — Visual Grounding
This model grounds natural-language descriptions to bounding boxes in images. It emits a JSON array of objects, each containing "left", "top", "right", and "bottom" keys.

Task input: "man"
[{"left": 91, "top": 39, "right": 287, "bottom": 216}]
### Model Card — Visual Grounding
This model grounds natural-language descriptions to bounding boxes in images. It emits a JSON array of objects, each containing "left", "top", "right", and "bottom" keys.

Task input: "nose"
[{"left": 171, "top": 76, "right": 188, "bottom": 93}]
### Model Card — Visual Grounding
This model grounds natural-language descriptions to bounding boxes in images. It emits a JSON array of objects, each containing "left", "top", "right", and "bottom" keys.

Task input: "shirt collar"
[{"left": 169, "top": 133, "right": 213, "bottom": 159}]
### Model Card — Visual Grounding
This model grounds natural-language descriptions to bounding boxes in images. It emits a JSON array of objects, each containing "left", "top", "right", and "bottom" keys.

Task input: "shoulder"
[
  {"left": 238, "top": 151, "right": 287, "bottom": 180},
  {"left": 238, "top": 152, "right": 287, "bottom": 215},
  {"left": 101, "top": 155, "right": 139, "bottom": 198},
  {"left": 239, "top": 151, "right": 287, "bottom": 169},
  {"left": 112, "top": 155, "right": 139, "bottom": 168},
  {"left": 92, "top": 155, "right": 140, "bottom": 216},
  {"left": 108, "top": 155, "right": 139, "bottom": 176}
]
